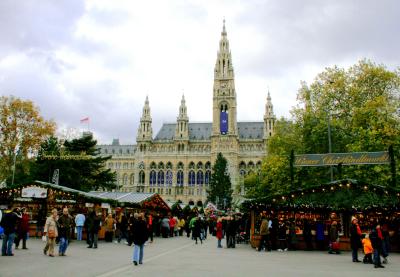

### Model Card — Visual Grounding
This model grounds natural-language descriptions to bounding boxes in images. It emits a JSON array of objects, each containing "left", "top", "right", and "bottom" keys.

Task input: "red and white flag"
[{"left": 80, "top": 117, "right": 89, "bottom": 123}]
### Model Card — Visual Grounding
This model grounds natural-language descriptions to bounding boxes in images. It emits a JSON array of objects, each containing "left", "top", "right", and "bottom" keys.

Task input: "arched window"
[
  {"left": 197, "top": 162, "right": 203, "bottom": 169},
  {"left": 166, "top": 170, "right": 173, "bottom": 187},
  {"left": 205, "top": 170, "right": 211, "bottom": 185},
  {"left": 177, "top": 170, "right": 184, "bottom": 187},
  {"left": 130, "top": 174, "right": 134, "bottom": 185},
  {"left": 239, "top": 161, "right": 246, "bottom": 169},
  {"left": 256, "top": 161, "right": 262, "bottom": 169},
  {"left": 189, "top": 162, "right": 195, "bottom": 169},
  {"left": 157, "top": 171, "right": 164, "bottom": 186},
  {"left": 248, "top": 161, "right": 255, "bottom": 169},
  {"left": 188, "top": 170, "right": 195, "bottom": 186},
  {"left": 196, "top": 171, "right": 204, "bottom": 186},
  {"left": 150, "top": 162, "right": 156, "bottom": 169},
  {"left": 205, "top": 162, "right": 211, "bottom": 170},
  {"left": 158, "top": 162, "right": 164, "bottom": 169},
  {"left": 166, "top": 162, "right": 172, "bottom": 170},
  {"left": 139, "top": 171, "right": 145, "bottom": 184},
  {"left": 177, "top": 162, "right": 184, "bottom": 170},
  {"left": 123, "top": 174, "right": 128, "bottom": 185},
  {"left": 240, "top": 169, "right": 246, "bottom": 176},
  {"left": 150, "top": 170, "right": 157, "bottom": 186}
]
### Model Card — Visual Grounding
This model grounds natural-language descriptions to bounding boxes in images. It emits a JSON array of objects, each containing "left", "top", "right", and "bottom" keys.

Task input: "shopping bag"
[{"left": 331, "top": 241, "right": 340, "bottom": 251}]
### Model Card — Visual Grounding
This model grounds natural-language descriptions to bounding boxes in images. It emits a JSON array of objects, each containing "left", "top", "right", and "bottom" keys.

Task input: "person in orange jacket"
[{"left": 362, "top": 233, "right": 373, "bottom": 264}]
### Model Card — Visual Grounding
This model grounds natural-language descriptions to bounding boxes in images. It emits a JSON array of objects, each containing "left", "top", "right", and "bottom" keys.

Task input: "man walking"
[
  {"left": 58, "top": 207, "right": 73, "bottom": 256},
  {"left": 1, "top": 208, "right": 19, "bottom": 256},
  {"left": 132, "top": 213, "right": 149, "bottom": 265},
  {"left": 87, "top": 211, "right": 101, "bottom": 249}
]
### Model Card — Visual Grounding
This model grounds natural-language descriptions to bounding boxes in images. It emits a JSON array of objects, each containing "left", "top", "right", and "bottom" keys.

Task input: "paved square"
[{"left": 1, "top": 236, "right": 399, "bottom": 277}]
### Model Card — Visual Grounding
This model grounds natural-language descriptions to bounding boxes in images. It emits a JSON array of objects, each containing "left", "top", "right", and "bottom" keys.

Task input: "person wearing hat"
[{"left": 350, "top": 217, "right": 362, "bottom": 262}]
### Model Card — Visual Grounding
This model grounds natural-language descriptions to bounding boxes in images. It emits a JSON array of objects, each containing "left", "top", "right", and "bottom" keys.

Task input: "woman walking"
[
  {"left": 43, "top": 209, "right": 58, "bottom": 257},
  {"left": 132, "top": 213, "right": 149, "bottom": 266},
  {"left": 104, "top": 213, "right": 116, "bottom": 242}
]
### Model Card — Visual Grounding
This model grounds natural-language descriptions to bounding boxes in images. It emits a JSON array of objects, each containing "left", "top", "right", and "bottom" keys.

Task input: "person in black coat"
[
  {"left": 303, "top": 219, "right": 313, "bottom": 251},
  {"left": 132, "top": 213, "right": 148, "bottom": 265},
  {"left": 192, "top": 216, "right": 203, "bottom": 244},
  {"left": 1, "top": 208, "right": 19, "bottom": 256},
  {"left": 225, "top": 216, "right": 237, "bottom": 248},
  {"left": 350, "top": 217, "right": 362, "bottom": 262},
  {"left": 87, "top": 211, "right": 101, "bottom": 248},
  {"left": 370, "top": 223, "right": 385, "bottom": 268}
]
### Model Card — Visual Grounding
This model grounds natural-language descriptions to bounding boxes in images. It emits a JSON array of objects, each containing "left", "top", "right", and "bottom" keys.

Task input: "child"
[{"left": 362, "top": 233, "right": 373, "bottom": 264}]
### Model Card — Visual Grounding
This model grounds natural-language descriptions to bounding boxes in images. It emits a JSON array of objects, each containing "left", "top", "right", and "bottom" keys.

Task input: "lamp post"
[
  {"left": 327, "top": 110, "right": 333, "bottom": 182},
  {"left": 11, "top": 151, "right": 17, "bottom": 186}
]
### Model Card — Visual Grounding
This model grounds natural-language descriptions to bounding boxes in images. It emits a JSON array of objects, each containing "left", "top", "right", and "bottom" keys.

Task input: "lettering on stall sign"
[{"left": 294, "top": 152, "right": 390, "bottom": 167}]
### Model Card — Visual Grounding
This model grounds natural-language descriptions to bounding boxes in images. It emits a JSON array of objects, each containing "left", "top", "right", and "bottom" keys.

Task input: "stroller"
[{"left": 236, "top": 231, "right": 249, "bottom": 244}]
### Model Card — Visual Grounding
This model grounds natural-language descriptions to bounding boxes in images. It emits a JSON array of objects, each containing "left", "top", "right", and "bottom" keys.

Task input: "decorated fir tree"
[{"left": 207, "top": 153, "right": 233, "bottom": 210}]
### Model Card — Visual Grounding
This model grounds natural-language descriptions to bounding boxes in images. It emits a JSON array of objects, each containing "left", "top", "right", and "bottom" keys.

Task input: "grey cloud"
[
  {"left": 0, "top": 0, "right": 85, "bottom": 54},
  {"left": 235, "top": 0, "right": 400, "bottom": 78}
]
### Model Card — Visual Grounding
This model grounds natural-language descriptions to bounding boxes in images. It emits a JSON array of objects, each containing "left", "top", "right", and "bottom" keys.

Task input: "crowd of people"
[
  {"left": 0, "top": 207, "right": 394, "bottom": 270},
  {"left": 254, "top": 214, "right": 391, "bottom": 269}
]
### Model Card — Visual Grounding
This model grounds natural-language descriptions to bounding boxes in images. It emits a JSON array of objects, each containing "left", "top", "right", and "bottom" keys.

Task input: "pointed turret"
[
  {"left": 264, "top": 90, "right": 276, "bottom": 139},
  {"left": 175, "top": 95, "right": 189, "bottom": 140},
  {"left": 137, "top": 96, "right": 153, "bottom": 143}
]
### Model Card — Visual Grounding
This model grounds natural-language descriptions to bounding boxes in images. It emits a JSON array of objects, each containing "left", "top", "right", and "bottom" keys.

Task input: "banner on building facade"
[
  {"left": 294, "top": 151, "right": 390, "bottom": 167},
  {"left": 220, "top": 111, "right": 228, "bottom": 134}
]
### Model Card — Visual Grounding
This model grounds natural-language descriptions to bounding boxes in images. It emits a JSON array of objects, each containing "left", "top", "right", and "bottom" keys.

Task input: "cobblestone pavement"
[{"left": 1, "top": 236, "right": 399, "bottom": 277}]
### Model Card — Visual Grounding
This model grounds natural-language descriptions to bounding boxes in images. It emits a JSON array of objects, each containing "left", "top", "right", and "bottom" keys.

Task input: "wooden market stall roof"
[
  {"left": 88, "top": 191, "right": 171, "bottom": 211},
  {"left": 0, "top": 181, "right": 115, "bottom": 204},
  {"left": 242, "top": 179, "right": 400, "bottom": 211}
]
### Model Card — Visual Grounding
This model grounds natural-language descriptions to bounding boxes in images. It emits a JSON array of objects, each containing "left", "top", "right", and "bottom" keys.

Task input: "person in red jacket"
[
  {"left": 15, "top": 207, "right": 29, "bottom": 250},
  {"left": 216, "top": 218, "right": 223, "bottom": 248},
  {"left": 169, "top": 216, "right": 176, "bottom": 237}
]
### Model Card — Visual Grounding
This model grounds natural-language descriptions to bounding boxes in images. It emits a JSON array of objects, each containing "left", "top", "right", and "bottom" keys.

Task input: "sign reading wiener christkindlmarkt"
[{"left": 294, "top": 151, "right": 390, "bottom": 167}]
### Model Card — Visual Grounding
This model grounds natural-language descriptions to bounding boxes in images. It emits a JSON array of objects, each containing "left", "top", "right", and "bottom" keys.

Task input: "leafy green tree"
[
  {"left": 34, "top": 134, "right": 116, "bottom": 191},
  {"left": 207, "top": 153, "right": 233, "bottom": 210},
  {"left": 247, "top": 60, "right": 400, "bottom": 199}
]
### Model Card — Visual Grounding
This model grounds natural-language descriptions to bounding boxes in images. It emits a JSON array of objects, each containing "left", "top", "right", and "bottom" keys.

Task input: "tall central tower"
[
  {"left": 212, "top": 20, "right": 238, "bottom": 137},
  {"left": 211, "top": 20, "right": 239, "bottom": 191}
]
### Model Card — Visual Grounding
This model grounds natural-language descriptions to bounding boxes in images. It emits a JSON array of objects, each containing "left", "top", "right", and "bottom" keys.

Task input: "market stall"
[
  {"left": 242, "top": 179, "right": 400, "bottom": 251},
  {"left": 0, "top": 181, "right": 115, "bottom": 237}
]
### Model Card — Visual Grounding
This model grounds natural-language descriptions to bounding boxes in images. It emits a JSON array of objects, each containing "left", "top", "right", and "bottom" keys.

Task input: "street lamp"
[
  {"left": 327, "top": 110, "right": 333, "bottom": 182},
  {"left": 11, "top": 151, "right": 17, "bottom": 186}
]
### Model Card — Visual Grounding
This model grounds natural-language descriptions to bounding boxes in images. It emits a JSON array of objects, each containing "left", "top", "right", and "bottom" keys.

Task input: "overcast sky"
[{"left": 0, "top": 0, "right": 399, "bottom": 144}]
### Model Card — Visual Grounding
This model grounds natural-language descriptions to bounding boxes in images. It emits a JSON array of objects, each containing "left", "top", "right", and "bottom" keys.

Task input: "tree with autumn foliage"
[
  {"left": 245, "top": 60, "right": 400, "bottom": 198},
  {"left": 0, "top": 96, "right": 55, "bottom": 185}
]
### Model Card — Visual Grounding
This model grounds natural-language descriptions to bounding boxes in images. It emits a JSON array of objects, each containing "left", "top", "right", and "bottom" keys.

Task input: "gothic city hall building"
[{"left": 98, "top": 22, "right": 276, "bottom": 204}]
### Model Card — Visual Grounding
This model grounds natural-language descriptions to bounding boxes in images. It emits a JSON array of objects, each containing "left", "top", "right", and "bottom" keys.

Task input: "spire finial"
[{"left": 222, "top": 18, "right": 227, "bottom": 36}]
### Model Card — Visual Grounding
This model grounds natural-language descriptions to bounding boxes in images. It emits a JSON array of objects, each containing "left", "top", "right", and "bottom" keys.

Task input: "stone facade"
[{"left": 98, "top": 21, "right": 276, "bottom": 204}]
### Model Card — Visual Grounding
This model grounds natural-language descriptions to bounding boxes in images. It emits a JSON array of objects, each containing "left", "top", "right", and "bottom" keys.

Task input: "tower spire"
[
  {"left": 137, "top": 96, "right": 153, "bottom": 142},
  {"left": 264, "top": 90, "right": 276, "bottom": 139},
  {"left": 175, "top": 94, "right": 189, "bottom": 143},
  {"left": 214, "top": 19, "right": 234, "bottom": 80}
]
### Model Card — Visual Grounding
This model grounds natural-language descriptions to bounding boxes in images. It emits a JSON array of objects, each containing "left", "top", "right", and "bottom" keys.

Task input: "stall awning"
[{"left": 88, "top": 191, "right": 170, "bottom": 211}]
